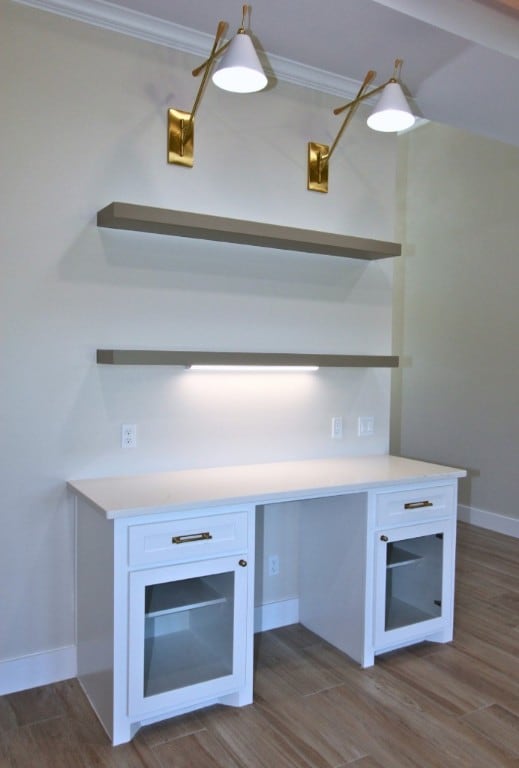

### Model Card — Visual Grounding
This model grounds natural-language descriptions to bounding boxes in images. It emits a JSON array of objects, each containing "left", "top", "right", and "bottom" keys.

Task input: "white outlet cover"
[
  {"left": 331, "top": 416, "right": 343, "bottom": 439},
  {"left": 121, "top": 423, "right": 137, "bottom": 448},
  {"left": 358, "top": 416, "right": 374, "bottom": 437}
]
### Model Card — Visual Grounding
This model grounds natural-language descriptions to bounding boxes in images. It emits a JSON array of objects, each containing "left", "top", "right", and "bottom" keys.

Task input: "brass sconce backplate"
[
  {"left": 307, "top": 142, "right": 329, "bottom": 193},
  {"left": 168, "top": 108, "right": 194, "bottom": 166}
]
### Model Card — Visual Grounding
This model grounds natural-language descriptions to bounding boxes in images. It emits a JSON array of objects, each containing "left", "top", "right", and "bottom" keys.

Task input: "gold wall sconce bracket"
[
  {"left": 307, "top": 142, "right": 330, "bottom": 193},
  {"left": 167, "top": 108, "right": 194, "bottom": 167},
  {"left": 307, "top": 70, "right": 376, "bottom": 193},
  {"left": 167, "top": 19, "right": 228, "bottom": 167}
]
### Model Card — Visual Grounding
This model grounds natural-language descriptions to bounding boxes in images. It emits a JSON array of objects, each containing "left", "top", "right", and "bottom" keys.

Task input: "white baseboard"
[
  {"left": 1, "top": 600, "right": 300, "bottom": 695},
  {"left": 458, "top": 504, "right": 519, "bottom": 538},
  {"left": 254, "top": 598, "right": 299, "bottom": 633},
  {"left": 0, "top": 645, "right": 77, "bottom": 695}
]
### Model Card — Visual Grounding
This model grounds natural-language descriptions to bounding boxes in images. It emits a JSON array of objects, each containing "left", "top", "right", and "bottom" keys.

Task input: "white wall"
[
  {"left": 1, "top": 0, "right": 398, "bottom": 687},
  {"left": 392, "top": 122, "right": 519, "bottom": 531}
]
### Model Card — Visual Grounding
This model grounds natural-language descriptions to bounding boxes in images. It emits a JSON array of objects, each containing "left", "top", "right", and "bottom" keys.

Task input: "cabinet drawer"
[
  {"left": 128, "top": 511, "right": 248, "bottom": 566},
  {"left": 375, "top": 485, "right": 455, "bottom": 528}
]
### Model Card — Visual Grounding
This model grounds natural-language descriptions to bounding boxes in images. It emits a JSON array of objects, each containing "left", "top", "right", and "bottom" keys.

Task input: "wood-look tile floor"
[{"left": 1, "top": 522, "right": 519, "bottom": 767}]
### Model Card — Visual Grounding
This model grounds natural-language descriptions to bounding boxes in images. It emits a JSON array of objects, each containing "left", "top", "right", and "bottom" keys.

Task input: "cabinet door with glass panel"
[
  {"left": 374, "top": 519, "right": 455, "bottom": 652},
  {"left": 128, "top": 554, "right": 249, "bottom": 718}
]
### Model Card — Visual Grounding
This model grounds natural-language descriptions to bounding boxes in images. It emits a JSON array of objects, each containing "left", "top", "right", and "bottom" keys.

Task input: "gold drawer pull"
[
  {"left": 404, "top": 500, "right": 433, "bottom": 510},
  {"left": 172, "top": 531, "right": 213, "bottom": 544}
]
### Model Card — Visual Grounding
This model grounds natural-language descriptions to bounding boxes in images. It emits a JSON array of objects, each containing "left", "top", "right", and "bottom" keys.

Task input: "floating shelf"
[
  {"left": 97, "top": 202, "right": 401, "bottom": 261},
  {"left": 96, "top": 349, "right": 399, "bottom": 368}
]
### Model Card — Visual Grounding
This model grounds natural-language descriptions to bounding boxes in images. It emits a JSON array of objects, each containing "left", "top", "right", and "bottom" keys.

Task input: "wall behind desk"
[{"left": 1, "top": 0, "right": 398, "bottom": 687}]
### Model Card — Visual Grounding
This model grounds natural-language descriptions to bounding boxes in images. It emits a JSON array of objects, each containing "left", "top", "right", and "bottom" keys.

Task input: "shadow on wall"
[{"left": 56, "top": 221, "right": 383, "bottom": 303}]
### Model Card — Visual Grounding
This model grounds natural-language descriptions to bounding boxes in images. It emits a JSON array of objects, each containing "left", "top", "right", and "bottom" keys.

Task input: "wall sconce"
[
  {"left": 308, "top": 59, "right": 414, "bottom": 192},
  {"left": 168, "top": 4, "right": 267, "bottom": 167}
]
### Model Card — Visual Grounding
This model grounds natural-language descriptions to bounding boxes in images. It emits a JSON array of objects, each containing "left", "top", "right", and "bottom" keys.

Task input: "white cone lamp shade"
[
  {"left": 367, "top": 81, "right": 415, "bottom": 132},
  {"left": 212, "top": 31, "right": 268, "bottom": 93}
]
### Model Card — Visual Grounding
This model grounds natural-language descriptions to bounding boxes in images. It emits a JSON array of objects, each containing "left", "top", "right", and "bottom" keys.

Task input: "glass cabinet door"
[
  {"left": 128, "top": 555, "right": 248, "bottom": 717},
  {"left": 374, "top": 520, "right": 454, "bottom": 649}
]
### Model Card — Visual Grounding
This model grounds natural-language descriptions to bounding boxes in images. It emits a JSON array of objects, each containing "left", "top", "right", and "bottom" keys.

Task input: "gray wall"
[
  {"left": 392, "top": 122, "right": 519, "bottom": 525},
  {"left": 1, "top": 0, "right": 398, "bottom": 679}
]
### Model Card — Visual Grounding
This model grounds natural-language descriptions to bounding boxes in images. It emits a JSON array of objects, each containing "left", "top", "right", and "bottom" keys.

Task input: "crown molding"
[{"left": 12, "top": 0, "right": 364, "bottom": 100}]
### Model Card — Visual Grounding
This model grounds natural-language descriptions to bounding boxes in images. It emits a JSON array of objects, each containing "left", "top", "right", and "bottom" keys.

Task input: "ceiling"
[{"left": 16, "top": 0, "right": 519, "bottom": 146}]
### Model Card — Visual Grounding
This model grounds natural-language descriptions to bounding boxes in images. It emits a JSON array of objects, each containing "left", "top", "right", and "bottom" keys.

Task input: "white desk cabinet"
[
  {"left": 75, "top": 502, "right": 255, "bottom": 745},
  {"left": 373, "top": 484, "right": 456, "bottom": 655},
  {"left": 70, "top": 455, "right": 465, "bottom": 744},
  {"left": 298, "top": 480, "right": 458, "bottom": 668}
]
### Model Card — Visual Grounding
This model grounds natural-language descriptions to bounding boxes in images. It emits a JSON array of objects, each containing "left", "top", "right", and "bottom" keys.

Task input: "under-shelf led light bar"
[{"left": 187, "top": 364, "right": 319, "bottom": 372}]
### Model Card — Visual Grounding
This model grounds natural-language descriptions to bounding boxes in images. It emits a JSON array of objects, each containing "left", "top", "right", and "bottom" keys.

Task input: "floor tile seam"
[
  {"left": 8, "top": 712, "right": 65, "bottom": 730},
  {"left": 454, "top": 627, "right": 519, "bottom": 656},
  {"left": 457, "top": 702, "right": 499, "bottom": 721},
  {"left": 460, "top": 700, "right": 519, "bottom": 720},
  {"left": 206, "top": 728, "right": 291, "bottom": 768},
  {"left": 325, "top": 667, "right": 494, "bottom": 728},
  {"left": 301, "top": 680, "right": 354, "bottom": 697},
  {"left": 162, "top": 725, "right": 247, "bottom": 768},
  {"left": 455, "top": 709, "right": 519, "bottom": 760},
  {"left": 139, "top": 723, "right": 208, "bottom": 749}
]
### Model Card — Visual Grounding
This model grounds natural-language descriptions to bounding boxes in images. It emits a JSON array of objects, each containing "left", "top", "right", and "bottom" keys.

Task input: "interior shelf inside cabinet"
[
  {"left": 387, "top": 547, "right": 422, "bottom": 569},
  {"left": 97, "top": 202, "right": 401, "bottom": 261},
  {"left": 146, "top": 578, "right": 225, "bottom": 618}
]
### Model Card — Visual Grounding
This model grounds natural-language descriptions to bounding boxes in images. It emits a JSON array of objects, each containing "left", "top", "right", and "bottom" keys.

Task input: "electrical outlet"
[
  {"left": 268, "top": 555, "right": 280, "bottom": 576},
  {"left": 358, "top": 416, "right": 374, "bottom": 437},
  {"left": 331, "top": 415, "right": 343, "bottom": 439},
  {"left": 121, "top": 424, "right": 137, "bottom": 448}
]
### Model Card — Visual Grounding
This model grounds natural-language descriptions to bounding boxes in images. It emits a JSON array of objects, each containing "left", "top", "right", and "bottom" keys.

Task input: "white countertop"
[{"left": 68, "top": 455, "right": 466, "bottom": 520}]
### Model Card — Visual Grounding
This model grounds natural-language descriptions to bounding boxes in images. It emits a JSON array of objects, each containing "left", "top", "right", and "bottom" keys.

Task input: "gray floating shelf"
[
  {"left": 96, "top": 350, "right": 399, "bottom": 368},
  {"left": 97, "top": 202, "right": 401, "bottom": 261}
]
